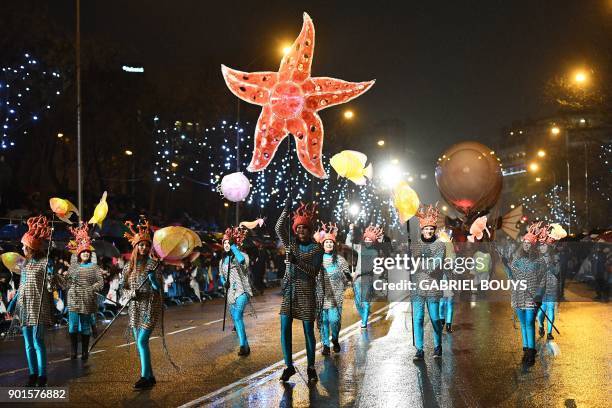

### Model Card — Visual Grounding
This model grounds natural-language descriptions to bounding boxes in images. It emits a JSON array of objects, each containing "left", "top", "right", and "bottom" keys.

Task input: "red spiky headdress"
[
  {"left": 523, "top": 222, "right": 543, "bottom": 244},
  {"left": 363, "top": 225, "right": 384, "bottom": 242},
  {"left": 222, "top": 226, "right": 247, "bottom": 247},
  {"left": 314, "top": 222, "right": 338, "bottom": 244},
  {"left": 124, "top": 220, "right": 152, "bottom": 247},
  {"left": 416, "top": 204, "right": 440, "bottom": 228},
  {"left": 67, "top": 223, "right": 94, "bottom": 255},
  {"left": 292, "top": 202, "right": 317, "bottom": 233},
  {"left": 21, "top": 215, "right": 52, "bottom": 251}
]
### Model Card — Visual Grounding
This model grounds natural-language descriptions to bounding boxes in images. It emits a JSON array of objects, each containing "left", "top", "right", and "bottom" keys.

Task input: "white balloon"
[{"left": 218, "top": 172, "right": 251, "bottom": 202}]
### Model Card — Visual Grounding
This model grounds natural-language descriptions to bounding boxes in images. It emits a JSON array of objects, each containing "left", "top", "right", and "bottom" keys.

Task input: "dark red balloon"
[{"left": 435, "top": 141, "right": 503, "bottom": 217}]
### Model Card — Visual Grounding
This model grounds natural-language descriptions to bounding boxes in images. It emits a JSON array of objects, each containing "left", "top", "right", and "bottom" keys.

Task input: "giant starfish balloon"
[{"left": 221, "top": 12, "right": 375, "bottom": 179}]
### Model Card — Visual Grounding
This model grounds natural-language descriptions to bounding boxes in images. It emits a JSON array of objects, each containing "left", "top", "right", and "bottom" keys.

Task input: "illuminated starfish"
[{"left": 221, "top": 12, "right": 375, "bottom": 179}]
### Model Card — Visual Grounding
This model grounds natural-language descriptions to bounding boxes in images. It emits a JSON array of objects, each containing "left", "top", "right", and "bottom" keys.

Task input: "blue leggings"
[
  {"left": 230, "top": 293, "right": 249, "bottom": 347},
  {"left": 537, "top": 302, "right": 556, "bottom": 334},
  {"left": 353, "top": 281, "right": 370, "bottom": 327},
  {"left": 280, "top": 314, "right": 316, "bottom": 368},
  {"left": 412, "top": 298, "right": 442, "bottom": 350},
  {"left": 515, "top": 308, "right": 536, "bottom": 349},
  {"left": 132, "top": 328, "right": 153, "bottom": 379},
  {"left": 439, "top": 297, "right": 454, "bottom": 324},
  {"left": 68, "top": 312, "right": 92, "bottom": 335},
  {"left": 22, "top": 326, "right": 46, "bottom": 376},
  {"left": 320, "top": 307, "right": 342, "bottom": 347}
]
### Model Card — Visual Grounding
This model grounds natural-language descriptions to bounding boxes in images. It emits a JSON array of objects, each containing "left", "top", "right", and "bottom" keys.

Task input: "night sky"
[{"left": 50, "top": 0, "right": 610, "bottom": 161}]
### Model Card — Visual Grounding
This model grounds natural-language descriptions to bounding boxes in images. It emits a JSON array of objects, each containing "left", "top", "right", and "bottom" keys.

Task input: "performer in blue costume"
[
  {"left": 345, "top": 224, "right": 382, "bottom": 329},
  {"left": 276, "top": 202, "right": 322, "bottom": 384},
  {"left": 411, "top": 204, "right": 446, "bottom": 361},
  {"left": 536, "top": 224, "right": 564, "bottom": 341},
  {"left": 500, "top": 222, "right": 546, "bottom": 366},
  {"left": 7, "top": 216, "right": 53, "bottom": 387},
  {"left": 314, "top": 222, "right": 350, "bottom": 355},
  {"left": 121, "top": 220, "right": 162, "bottom": 389},
  {"left": 220, "top": 226, "right": 253, "bottom": 356}
]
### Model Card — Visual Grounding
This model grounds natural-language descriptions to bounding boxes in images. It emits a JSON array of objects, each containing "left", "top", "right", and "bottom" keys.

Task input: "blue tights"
[
  {"left": 22, "top": 326, "right": 46, "bottom": 376},
  {"left": 280, "top": 314, "right": 316, "bottom": 368},
  {"left": 439, "top": 297, "right": 454, "bottom": 324},
  {"left": 320, "top": 307, "right": 342, "bottom": 347},
  {"left": 515, "top": 308, "right": 536, "bottom": 348},
  {"left": 132, "top": 328, "right": 153, "bottom": 379},
  {"left": 230, "top": 293, "right": 249, "bottom": 347},
  {"left": 537, "top": 302, "right": 556, "bottom": 335},
  {"left": 353, "top": 281, "right": 370, "bottom": 327},
  {"left": 68, "top": 312, "right": 92, "bottom": 335},
  {"left": 412, "top": 298, "right": 442, "bottom": 350}
]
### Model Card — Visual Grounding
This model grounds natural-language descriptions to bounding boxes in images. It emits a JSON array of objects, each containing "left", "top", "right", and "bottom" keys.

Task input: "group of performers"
[{"left": 4, "top": 200, "right": 563, "bottom": 388}]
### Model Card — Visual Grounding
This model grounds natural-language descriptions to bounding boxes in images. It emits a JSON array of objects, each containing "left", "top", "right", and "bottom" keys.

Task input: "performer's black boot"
[
  {"left": 321, "top": 345, "right": 330, "bottom": 356},
  {"left": 70, "top": 333, "right": 78, "bottom": 359},
  {"left": 280, "top": 365, "right": 296, "bottom": 382},
  {"left": 521, "top": 348, "right": 528, "bottom": 363},
  {"left": 134, "top": 377, "right": 155, "bottom": 389},
  {"left": 36, "top": 376, "right": 47, "bottom": 387},
  {"left": 446, "top": 323, "right": 453, "bottom": 333},
  {"left": 538, "top": 326, "right": 544, "bottom": 337},
  {"left": 547, "top": 333, "right": 554, "bottom": 341},
  {"left": 238, "top": 346, "right": 251, "bottom": 356},
  {"left": 526, "top": 348, "right": 536, "bottom": 365},
  {"left": 433, "top": 346, "right": 442, "bottom": 359},
  {"left": 81, "top": 335, "right": 90, "bottom": 361},
  {"left": 332, "top": 339, "right": 341, "bottom": 353},
  {"left": 413, "top": 349, "right": 424, "bottom": 361},
  {"left": 307, "top": 366, "right": 318, "bottom": 384},
  {"left": 25, "top": 374, "right": 38, "bottom": 387}
]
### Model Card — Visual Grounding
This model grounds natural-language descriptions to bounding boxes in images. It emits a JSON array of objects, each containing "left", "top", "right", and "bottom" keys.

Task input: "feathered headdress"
[
  {"left": 222, "top": 226, "right": 247, "bottom": 247},
  {"left": 67, "top": 223, "right": 94, "bottom": 255},
  {"left": 292, "top": 202, "right": 317, "bottom": 233},
  {"left": 416, "top": 204, "right": 440, "bottom": 228},
  {"left": 523, "top": 222, "right": 543, "bottom": 244},
  {"left": 124, "top": 220, "right": 152, "bottom": 247},
  {"left": 21, "top": 215, "right": 52, "bottom": 251},
  {"left": 314, "top": 222, "right": 338, "bottom": 244},
  {"left": 363, "top": 224, "right": 384, "bottom": 242}
]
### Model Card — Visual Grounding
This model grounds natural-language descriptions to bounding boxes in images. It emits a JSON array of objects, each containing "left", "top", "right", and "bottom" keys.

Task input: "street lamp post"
[{"left": 76, "top": 0, "right": 83, "bottom": 220}]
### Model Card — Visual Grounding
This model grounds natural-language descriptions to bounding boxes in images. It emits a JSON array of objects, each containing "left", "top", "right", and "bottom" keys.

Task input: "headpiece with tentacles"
[
  {"left": 222, "top": 227, "right": 248, "bottom": 247},
  {"left": 21, "top": 215, "right": 52, "bottom": 251},
  {"left": 124, "top": 220, "right": 152, "bottom": 247},
  {"left": 292, "top": 202, "right": 317, "bottom": 233},
  {"left": 416, "top": 204, "right": 440, "bottom": 229},
  {"left": 537, "top": 223, "right": 567, "bottom": 244},
  {"left": 67, "top": 223, "right": 94, "bottom": 255},
  {"left": 362, "top": 224, "right": 384, "bottom": 242},
  {"left": 523, "top": 222, "right": 544, "bottom": 244},
  {"left": 314, "top": 222, "right": 338, "bottom": 244}
]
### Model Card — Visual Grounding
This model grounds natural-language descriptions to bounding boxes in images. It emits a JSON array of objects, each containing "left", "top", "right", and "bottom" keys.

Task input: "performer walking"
[
  {"left": 7, "top": 216, "right": 53, "bottom": 387},
  {"left": 501, "top": 222, "right": 546, "bottom": 366},
  {"left": 537, "top": 226, "right": 560, "bottom": 341},
  {"left": 345, "top": 224, "right": 382, "bottom": 329},
  {"left": 411, "top": 204, "right": 445, "bottom": 361},
  {"left": 56, "top": 223, "right": 103, "bottom": 361},
  {"left": 275, "top": 202, "right": 322, "bottom": 384},
  {"left": 121, "top": 220, "right": 162, "bottom": 389},
  {"left": 314, "top": 223, "right": 350, "bottom": 355},
  {"left": 220, "top": 226, "right": 253, "bottom": 356}
]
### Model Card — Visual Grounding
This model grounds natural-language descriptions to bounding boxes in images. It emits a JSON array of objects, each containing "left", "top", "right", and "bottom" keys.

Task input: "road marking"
[
  {"left": 203, "top": 318, "right": 223, "bottom": 326},
  {"left": 0, "top": 350, "right": 106, "bottom": 377},
  {"left": 116, "top": 336, "right": 160, "bottom": 348},
  {"left": 179, "top": 304, "right": 393, "bottom": 408},
  {"left": 167, "top": 326, "right": 196, "bottom": 335}
]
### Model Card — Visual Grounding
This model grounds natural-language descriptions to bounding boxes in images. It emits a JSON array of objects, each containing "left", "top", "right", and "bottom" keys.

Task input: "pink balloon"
[{"left": 218, "top": 172, "right": 251, "bottom": 202}]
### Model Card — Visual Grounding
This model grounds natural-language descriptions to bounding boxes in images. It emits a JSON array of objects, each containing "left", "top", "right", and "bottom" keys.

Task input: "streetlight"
[
  {"left": 343, "top": 110, "right": 354, "bottom": 120},
  {"left": 537, "top": 149, "right": 546, "bottom": 158},
  {"left": 380, "top": 161, "right": 403, "bottom": 188},
  {"left": 535, "top": 177, "right": 542, "bottom": 182},
  {"left": 529, "top": 162, "right": 539, "bottom": 172},
  {"left": 281, "top": 44, "right": 292, "bottom": 56},
  {"left": 57, "top": 132, "right": 64, "bottom": 138},
  {"left": 390, "top": 158, "right": 399, "bottom": 165},
  {"left": 377, "top": 140, "right": 385, "bottom": 147},
  {"left": 125, "top": 150, "right": 133, "bottom": 156},
  {"left": 349, "top": 203, "right": 360, "bottom": 216},
  {"left": 551, "top": 126, "right": 560, "bottom": 136},
  {"left": 573, "top": 70, "right": 588, "bottom": 84}
]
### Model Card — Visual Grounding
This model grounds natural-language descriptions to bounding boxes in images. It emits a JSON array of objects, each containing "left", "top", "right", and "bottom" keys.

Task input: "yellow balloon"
[
  {"left": 49, "top": 197, "right": 79, "bottom": 224},
  {"left": 392, "top": 181, "right": 420, "bottom": 223},
  {"left": 153, "top": 226, "right": 200, "bottom": 262},
  {"left": 88, "top": 191, "right": 108, "bottom": 228},
  {"left": 1, "top": 252, "right": 25, "bottom": 274}
]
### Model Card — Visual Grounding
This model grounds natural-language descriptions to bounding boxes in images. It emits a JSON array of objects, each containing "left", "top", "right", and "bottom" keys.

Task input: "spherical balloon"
[
  {"left": 435, "top": 141, "right": 503, "bottom": 217},
  {"left": 392, "top": 181, "right": 420, "bottom": 223},
  {"left": 153, "top": 226, "right": 200, "bottom": 262},
  {"left": 218, "top": 172, "right": 251, "bottom": 202}
]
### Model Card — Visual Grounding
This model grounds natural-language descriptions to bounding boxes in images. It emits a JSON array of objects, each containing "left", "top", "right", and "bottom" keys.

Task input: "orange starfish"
[{"left": 221, "top": 12, "right": 375, "bottom": 179}]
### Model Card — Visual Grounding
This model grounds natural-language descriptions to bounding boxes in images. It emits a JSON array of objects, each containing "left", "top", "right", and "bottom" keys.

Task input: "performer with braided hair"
[
  {"left": 345, "top": 224, "right": 383, "bottom": 328},
  {"left": 55, "top": 223, "right": 103, "bottom": 361},
  {"left": 7, "top": 216, "right": 53, "bottom": 387},
  {"left": 275, "top": 202, "right": 323, "bottom": 384},
  {"left": 220, "top": 226, "right": 253, "bottom": 356},
  {"left": 411, "top": 204, "right": 445, "bottom": 361},
  {"left": 314, "top": 222, "right": 350, "bottom": 355},
  {"left": 121, "top": 220, "right": 162, "bottom": 389}
]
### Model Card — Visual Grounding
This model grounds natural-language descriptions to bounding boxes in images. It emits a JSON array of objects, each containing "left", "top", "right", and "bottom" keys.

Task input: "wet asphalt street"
[{"left": 0, "top": 282, "right": 610, "bottom": 407}]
